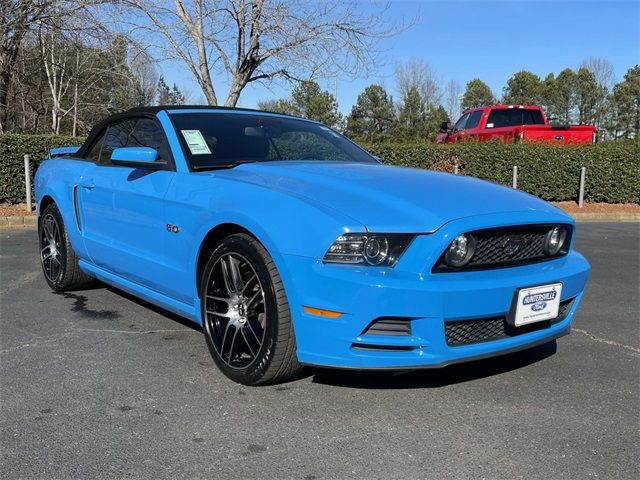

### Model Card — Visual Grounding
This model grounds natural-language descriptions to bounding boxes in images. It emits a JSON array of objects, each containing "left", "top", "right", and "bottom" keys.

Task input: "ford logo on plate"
[{"left": 531, "top": 301, "right": 547, "bottom": 311}]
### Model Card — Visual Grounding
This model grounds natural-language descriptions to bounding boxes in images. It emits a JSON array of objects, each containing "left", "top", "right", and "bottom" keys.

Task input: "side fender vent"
[{"left": 73, "top": 185, "right": 82, "bottom": 232}]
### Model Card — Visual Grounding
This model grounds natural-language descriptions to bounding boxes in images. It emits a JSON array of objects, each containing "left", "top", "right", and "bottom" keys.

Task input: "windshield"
[{"left": 169, "top": 112, "right": 376, "bottom": 170}]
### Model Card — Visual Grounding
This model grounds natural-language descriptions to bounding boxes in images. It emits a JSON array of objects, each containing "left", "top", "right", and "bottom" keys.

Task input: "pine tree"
[
  {"left": 345, "top": 84, "right": 395, "bottom": 141},
  {"left": 395, "top": 86, "right": 427, "bottom": 139},
  {"left": 157, "top": 77, "right": 186, "bottom": 105},
  {"left": 575, "top": 67, "right": 606, "bottom": 125},
  {"left": 461, "top": 79, "right": 495, "bottom": 111},
  {"left": 502, "top": 70, "right": 543, "bottom": 105}
]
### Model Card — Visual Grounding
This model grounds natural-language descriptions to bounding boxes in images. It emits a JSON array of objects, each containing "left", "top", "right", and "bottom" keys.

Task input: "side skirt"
[{"left": 78, "top": 260, "right": 199, "bottom": 323}]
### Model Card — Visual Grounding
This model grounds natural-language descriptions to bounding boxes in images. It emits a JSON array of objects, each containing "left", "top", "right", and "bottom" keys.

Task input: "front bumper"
[{"left": 282, "top": 217, "right": 590, "bottom": 369}]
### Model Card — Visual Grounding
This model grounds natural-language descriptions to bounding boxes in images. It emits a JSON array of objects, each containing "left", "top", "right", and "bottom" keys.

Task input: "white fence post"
[
  {"left": 453, "top": 163, "right": 459, "bottom": 175},
  {"left": 24, "top": 154, "right": 32, "bottom": 212},
  {"left": 578, "top": 166, "right": 586, "bottom": 208},
  {"left": 512, "top": 165, "right": 518, "bottom": 189}
]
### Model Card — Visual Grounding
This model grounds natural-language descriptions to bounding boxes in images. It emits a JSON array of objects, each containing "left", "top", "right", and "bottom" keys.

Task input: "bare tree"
[
  {"left": 0, "top": 0, "right": 58, "bottom": 133},
  {"left": 394, "top": 58, "right": 441, "bottom": 108},
  {"left": 581, "top": 57, "right": 615, "bottom": 90},
  {"left": 128, "top": 44, "right": 159, "bottom": 106},
  {"left": 443, "top": 79, "right": 461, "bottom": 121},
  {"left": 115, "top": 0, "right": 403, "bottom": 107}
]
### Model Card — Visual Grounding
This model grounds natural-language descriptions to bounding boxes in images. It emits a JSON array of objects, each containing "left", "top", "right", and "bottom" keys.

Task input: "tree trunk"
[
  {"left": 0, "top": 58, "right": 11, "bottom": 133},
  {"left": 225, "top": 81, "right": 244, "bottom": 107},
  {"left": 72, "top": 81, "right": 78, "bottom": 136}
]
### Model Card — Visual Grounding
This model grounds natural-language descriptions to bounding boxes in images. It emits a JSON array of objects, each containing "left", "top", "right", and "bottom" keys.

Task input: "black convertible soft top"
[{"left": 76, "top": 105, "right": 296, "bottom": 158}]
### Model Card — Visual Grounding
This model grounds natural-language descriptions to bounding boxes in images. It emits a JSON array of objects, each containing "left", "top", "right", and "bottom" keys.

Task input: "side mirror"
[{"left": 110, "top": 147, "right": 165, "bottom": 169}]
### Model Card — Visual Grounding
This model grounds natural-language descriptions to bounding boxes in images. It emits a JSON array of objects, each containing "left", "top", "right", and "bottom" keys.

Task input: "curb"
[
  {"left": 1, "top": 213, "right": 639, "bottom": 229},
  {"left": 567, "top": 212, "right": 640, "bottom": 222},
  {"left": 0, "top": 216, "right": 37, "bottom": 228}
]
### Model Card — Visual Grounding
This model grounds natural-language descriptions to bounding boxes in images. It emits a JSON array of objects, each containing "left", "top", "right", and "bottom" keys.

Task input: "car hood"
[{"left": 212, "top": 161, "right": 567, "bottom": 232}]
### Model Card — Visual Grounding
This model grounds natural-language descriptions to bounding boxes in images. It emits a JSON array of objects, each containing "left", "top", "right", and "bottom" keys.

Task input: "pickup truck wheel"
[
  {"left": 201, "top": 234, "right": 302, "bottom": 385},
  {"left": 39, "top": 203, "right": 95, "bottom": 291}
]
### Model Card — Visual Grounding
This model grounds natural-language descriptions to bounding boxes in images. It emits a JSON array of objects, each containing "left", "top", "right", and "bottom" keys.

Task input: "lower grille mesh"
[{"left": 445, "top": 298, "right": 574, "bottom": 347}]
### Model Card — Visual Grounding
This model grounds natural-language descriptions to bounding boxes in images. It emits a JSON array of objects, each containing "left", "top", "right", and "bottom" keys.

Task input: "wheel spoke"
[
  {"left": 228, "top": 256, "right": 244, "bottom": 293},
  {"left": 220, "top": 258, "right": 235, "bottom": 294},
  {"left": 44, "top": 219, "right": 54, "bottom": 242},
  {"left": 227, "top": 327, "right": 240, "bottom": 363},
  {"left": 241, "top": 273, "right": 257, "bottom": 295},
  {"left": 206, "top": 294, "right": 232, "bottom": 304},
  {"left": 241, "top": 328, "right": 257, "bottom": 357},
  {"left": 247, "top": 288, "right": 263, "bottom": 310},
  {"left": 51, "top": 220, "right": 59, "bottom": 244},
  {"left": 221, "top": 321, "right": 234, "bottom": 357},
  {"left": 245, "top": 315, "right": 263, "bottom": 344}
]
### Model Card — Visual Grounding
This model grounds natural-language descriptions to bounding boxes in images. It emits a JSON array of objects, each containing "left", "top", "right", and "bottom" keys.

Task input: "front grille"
[
  {"left": 361, "top": 317, "right": 411, "bottom": 336},
  {"left": 434, "top": 224, "right": 571, "bottom": 272},
  {"left": 445, "top": 298, "right": 574, "bottom": 347}
]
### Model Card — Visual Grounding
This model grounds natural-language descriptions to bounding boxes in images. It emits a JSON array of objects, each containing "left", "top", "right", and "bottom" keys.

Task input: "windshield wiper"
[{"left": 192, "top": 160, "right": 258, "bottom": 171}]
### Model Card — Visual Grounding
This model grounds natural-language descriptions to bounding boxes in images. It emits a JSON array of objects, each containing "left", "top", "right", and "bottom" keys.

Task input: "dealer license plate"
[{"left": 512, "top": 283, "right": 563, "bottom": 327}]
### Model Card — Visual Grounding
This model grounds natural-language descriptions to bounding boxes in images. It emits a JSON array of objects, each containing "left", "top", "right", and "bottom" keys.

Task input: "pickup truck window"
[
  {"left": 487, "top": 109, "right": 546, "bottom": 128},
  {"left": 452, "top": 113, "right": 470, "bottom": 133},
  {"left": 465, "top": 111, "right": 483, "bottom": 129}
]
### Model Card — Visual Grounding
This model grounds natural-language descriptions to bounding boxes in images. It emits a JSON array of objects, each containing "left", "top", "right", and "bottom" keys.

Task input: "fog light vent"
[{"left": 362, "top": 317, "right": 411, "bottom": 336}]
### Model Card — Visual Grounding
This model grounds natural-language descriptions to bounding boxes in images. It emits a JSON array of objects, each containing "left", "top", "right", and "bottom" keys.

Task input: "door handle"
[{"left": 80, "top": 179, "right": 95, "bottom": 189}]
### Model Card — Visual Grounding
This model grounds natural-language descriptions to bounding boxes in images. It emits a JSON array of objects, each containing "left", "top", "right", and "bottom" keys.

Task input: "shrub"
[
  {"left": 0, "top": 133, "right": 637, "bottom": 205},
  {"left": 0, "top": 134, "right": 85, "bottom": 204},
  {"left": 361, "top": 140, "right": 639, "bottom": 204}
]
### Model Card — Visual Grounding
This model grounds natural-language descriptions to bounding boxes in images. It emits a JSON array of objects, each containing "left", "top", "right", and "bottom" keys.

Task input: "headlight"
[
  {"left": 323, "top": 233, "right": 415, "bottom": 267},
  {"left": 543, "top": 226, "right": 568, "bottom": 255},
  {"left": 444, "top": 233, "right": 477, "bottom": 268}
]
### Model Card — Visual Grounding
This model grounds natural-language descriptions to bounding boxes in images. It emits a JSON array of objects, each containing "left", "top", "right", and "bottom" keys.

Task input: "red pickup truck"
[{"left": 443, "top": 105, "right": 597, "bottom": 144}]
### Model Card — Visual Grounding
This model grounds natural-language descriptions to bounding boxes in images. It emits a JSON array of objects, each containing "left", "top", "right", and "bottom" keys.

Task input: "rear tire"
[
  {"left": 200, "top": 234, "right": 302, "bottom": 385},
  {"left": 39, "top": 203, "right": 95, "bottom": 291}
]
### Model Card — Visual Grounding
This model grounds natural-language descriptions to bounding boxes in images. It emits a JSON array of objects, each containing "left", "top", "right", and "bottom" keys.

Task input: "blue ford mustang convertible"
[{"left": 35, "top": 106, "right": 590, "bottom": 385}]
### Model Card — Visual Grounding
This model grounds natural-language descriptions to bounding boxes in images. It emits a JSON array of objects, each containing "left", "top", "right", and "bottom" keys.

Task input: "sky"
[{"left": 162, "top": 0, "right": 640, "bottom": 116}]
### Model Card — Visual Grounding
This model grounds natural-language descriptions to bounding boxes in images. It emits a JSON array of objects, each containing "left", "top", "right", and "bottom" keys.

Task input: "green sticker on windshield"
[{"left": 181, "top": 130, "right": 211, "bottom": 155}]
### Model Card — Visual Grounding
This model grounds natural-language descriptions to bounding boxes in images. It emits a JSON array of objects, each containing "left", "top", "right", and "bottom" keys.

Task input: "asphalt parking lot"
[{"left": 1, "top": 223, "right": 638, "bottom": 479}]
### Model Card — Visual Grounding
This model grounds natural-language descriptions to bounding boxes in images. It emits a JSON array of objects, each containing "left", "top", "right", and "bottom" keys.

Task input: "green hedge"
[
  {"left": 0, "top": 134, "right": 85, "bottom": 204},
  {"left": 361, "top": 140, "right": 640, "bottom": 204},
  {"left": 1, "top": 133, "right": 638, "bottom": 204}
]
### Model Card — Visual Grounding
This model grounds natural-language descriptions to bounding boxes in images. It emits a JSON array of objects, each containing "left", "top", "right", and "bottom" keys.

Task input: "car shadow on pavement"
[
  {"left": 104, "top": 286, "right": 203, "bottom": 332},
  {"left": 309, "top": 341, "right": 557, "bottom": 389}
]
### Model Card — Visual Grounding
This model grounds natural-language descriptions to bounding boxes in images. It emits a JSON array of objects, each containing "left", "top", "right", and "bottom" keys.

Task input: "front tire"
[
  {"left": 200, "top": 234, "right": 302, "bottom": 385},
  {"left": 39, "top": 203, "right": 95, "bottom": 291}
]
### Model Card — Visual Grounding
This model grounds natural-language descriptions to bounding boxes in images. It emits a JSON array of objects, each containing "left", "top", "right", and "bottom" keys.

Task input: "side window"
[
  {"left": 98, "top": 117, "right": 170, "bottom": 166},
  {"left": 99, "top": 119, "right": 137, "bottom": 164},
  {"left": 527, "top": 109, "right": 545, "bottom": 125},
  {"left": 452, "top": 113, "right": 470, "bottom": 133},
  {"left": 129, "top": 118, "right": 165, "bottom": 151},
  {"left": 84, "top": 130, "right": 107, "bottom": 161},
  {"left": 487, "top": 109, "right": 510, "bottom": 128},
  {"left": 465, "top": 110, "right": 483, "bottom": 130}
]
